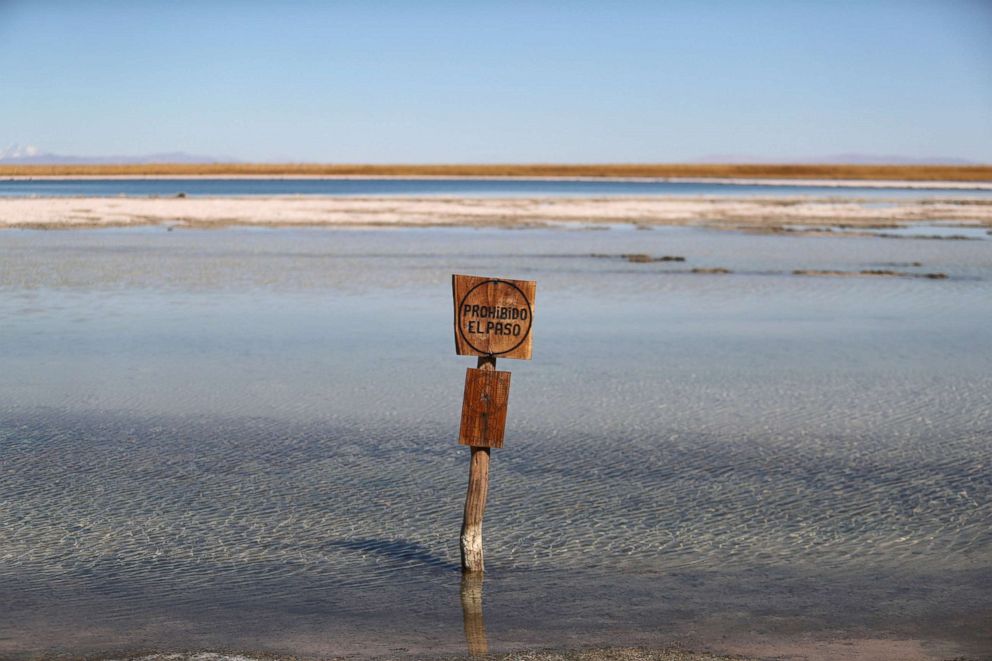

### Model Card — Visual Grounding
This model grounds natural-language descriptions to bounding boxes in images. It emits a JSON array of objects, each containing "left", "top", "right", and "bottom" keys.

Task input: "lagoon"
[
  {"left": 0, "top": 225, "right": 990, "bottom": 659},
  {"left": 3, "top": 176, "right": 992, "bottom": 199}
]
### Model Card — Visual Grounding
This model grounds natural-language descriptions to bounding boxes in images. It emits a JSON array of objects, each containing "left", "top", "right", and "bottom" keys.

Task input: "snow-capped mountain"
[{"left": 0, "top": 144, "right": 46, "bottom": 160}]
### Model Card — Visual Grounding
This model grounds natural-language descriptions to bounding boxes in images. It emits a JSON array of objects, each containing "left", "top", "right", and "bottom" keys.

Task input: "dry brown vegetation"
[{"left": 1, "top": 162, "right": 991, "bottom": 181}]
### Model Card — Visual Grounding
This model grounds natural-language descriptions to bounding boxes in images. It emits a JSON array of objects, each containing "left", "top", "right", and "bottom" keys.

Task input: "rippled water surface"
[{"left": 1, "top": 226, "right": 990, "bottom": 659}]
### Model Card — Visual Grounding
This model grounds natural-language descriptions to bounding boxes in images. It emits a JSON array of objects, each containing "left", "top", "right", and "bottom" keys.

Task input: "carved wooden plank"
[
  {"left": 453, "top": 274, "right": 536, "bottom": 360},
  {"left": 458, "top": 367, "right": 511, "bottom": 449}
]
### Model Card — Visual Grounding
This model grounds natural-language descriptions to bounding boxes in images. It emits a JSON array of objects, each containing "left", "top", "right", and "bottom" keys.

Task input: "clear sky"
[{"left": 1, "top": 0, "right": 990, "bottom": 163}]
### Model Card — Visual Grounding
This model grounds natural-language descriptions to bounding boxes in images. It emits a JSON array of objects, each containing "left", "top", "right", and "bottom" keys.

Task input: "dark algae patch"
[
  {"left": 622, "top": 253, "right": 686, "bottom": 263},
  {"left": 793, "top": 269, "right": 949, "bottom": 279},
  {"left": 877, "top": 232, "right": 980, "bottom": 240},
  {"left": 591, "top": 253, "right": 687, "bottom": 263}
]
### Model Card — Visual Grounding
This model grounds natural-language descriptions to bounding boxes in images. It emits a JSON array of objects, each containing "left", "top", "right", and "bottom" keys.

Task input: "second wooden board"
[{"left": 458, "top": 367, "right": 511, "bottom": 449}]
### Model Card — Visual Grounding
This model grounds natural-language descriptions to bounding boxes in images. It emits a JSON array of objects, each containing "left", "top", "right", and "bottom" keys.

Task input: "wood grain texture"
[
  {"left": 458, "top": 368, "right": 511, "bottom": 449},
  {"left": 453, "top": 274, "right": 536, "bottom": 360}
]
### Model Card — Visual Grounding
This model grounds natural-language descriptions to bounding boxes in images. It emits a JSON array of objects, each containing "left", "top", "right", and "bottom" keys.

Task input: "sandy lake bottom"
[{"left": 0, "top": 225, "right": 990, "bottom": 659}]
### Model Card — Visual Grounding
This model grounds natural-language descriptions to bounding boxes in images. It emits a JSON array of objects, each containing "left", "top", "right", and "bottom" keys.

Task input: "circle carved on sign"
[{"left": 457, "top": 279, "right": 533, "bottom": 356}]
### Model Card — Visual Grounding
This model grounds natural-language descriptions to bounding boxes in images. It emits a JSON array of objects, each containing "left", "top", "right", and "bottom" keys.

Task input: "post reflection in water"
[{"left": 460, "top": 573, "right": 488, "bottom": 656}]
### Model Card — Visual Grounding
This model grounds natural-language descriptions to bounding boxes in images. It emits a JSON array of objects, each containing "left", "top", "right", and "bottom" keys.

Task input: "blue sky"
[{"left": 1, "top": 0, "right": 990, "bottom": 163}]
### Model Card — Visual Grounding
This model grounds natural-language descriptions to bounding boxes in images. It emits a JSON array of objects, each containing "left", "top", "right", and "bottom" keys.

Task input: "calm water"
[
  {"left": 1, "top": 226, "right": 990, "bottom": 659},
  {"left": 2, "top": 176, "right": 992, "bottom": 198}
]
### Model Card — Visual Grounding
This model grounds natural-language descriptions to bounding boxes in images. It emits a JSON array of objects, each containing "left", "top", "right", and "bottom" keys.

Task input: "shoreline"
[
  {"left": 59, "top": 638, "right": 980, "bottom": 661},
  {"left": 2, "top": 195, "right": 991, "bottom": 231},
  {"left": 88, "top": 648, "right": 748, "bottom": 661}
]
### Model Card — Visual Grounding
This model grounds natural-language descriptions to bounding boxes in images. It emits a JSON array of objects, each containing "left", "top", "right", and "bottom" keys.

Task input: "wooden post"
[
  {"left": 452, "top": 274, "right": 534, "bottom": 573},
  {"left": 461, "top": 355, "right": 495, "bottom": 572}
]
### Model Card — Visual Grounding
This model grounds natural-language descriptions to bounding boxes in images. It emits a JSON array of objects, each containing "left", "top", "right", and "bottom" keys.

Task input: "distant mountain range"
[{"left": 0, "top": 144, "right": 223, "bottom": 165}]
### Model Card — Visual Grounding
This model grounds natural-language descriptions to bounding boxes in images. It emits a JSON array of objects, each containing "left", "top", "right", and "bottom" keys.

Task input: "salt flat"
[{"left": 1, "top": 195, "right": 991, "bottom": 230}]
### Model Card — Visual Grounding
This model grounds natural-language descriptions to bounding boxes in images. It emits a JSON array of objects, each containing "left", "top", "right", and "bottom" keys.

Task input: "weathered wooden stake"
[{"left": 461, "top": 355, "right": 495, "bottom": 572}]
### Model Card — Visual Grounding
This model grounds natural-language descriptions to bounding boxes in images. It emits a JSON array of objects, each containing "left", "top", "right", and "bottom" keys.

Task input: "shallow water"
[
  {"left": 2, "top": 176, "right": 992, "bottom": 198},
  {"left": 1, "top": 226, "right": 990, "bottom": 659}
]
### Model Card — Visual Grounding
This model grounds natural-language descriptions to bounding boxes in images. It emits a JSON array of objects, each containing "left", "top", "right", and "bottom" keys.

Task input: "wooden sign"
[
  {"left": 458, "top": 368, "right": 511, "bottom": 448},
  {"left": 452, "top": 273, "right": 537, "bottom": 572},
  {"left": 453, "top": 274, "right": 536, "bottom": 360}
]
